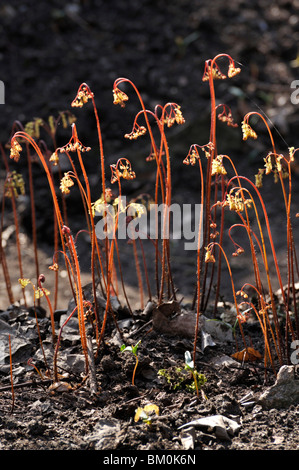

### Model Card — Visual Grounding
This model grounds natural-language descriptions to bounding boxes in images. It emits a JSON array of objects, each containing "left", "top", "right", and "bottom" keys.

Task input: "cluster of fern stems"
[{"left": 1, "top": 54, "right": 298, "bottom": 387}]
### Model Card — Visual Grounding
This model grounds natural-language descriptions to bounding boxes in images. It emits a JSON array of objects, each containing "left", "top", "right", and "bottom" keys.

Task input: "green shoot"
[
  {"left": 184, "top": 351, "right": 207, "bottom": 399},
  {"left": 120, "top": 340, "right": 141, "bottom": 386}
]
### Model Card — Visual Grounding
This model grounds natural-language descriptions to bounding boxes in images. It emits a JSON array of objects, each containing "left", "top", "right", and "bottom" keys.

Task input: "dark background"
[
  {"left": 1, "top": 0, "right": 299, "bottom": 307},
  {"left": 1, "top": 0, "right": 298, "bottom": 151}
]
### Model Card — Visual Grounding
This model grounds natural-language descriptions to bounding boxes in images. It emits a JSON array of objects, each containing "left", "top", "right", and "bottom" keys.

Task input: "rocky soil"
[
  {"left": 1, "top": 0, "right": 299, "bottom": 454},
  {"left": 1, "top": 295, "right": 299, "bottom": 452}
]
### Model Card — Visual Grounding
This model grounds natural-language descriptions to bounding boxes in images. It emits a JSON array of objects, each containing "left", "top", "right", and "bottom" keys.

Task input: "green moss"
[{"left": 158, "top": 367, "right": 207, "bottom": 394}]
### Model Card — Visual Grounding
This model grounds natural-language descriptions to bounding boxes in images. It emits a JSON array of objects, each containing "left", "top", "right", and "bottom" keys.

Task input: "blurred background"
[{"left": 0, "top": 0, "right": 299, "bottom": 309}]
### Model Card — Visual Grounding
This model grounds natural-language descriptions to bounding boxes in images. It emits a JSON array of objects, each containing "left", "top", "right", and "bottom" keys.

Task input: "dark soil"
[
  {"left": 0, "top": 299, "right": 299, "bottom": 452},
  {"left": 1, "top": 0, "right": 299, "bottom": 454}
]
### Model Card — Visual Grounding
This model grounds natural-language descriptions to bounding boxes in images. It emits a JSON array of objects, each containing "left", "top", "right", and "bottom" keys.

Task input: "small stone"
[
  {"left": 211, "top": 355, "right": 239, "bottom": 367},
  {"left": 27, "top": 419, "right": 47, "bottom": 436},
  {"left": 84, "top": 418, "right": 122, "bottom": 450},
  {"left": 178, "top": 414, "right": 241, "bottom": 441},
  {"left": 258, "top": 365, "right": 299, "bottom": 409},
  {"left": 180, "top": 426, "right": 196, "bottom": 450}
]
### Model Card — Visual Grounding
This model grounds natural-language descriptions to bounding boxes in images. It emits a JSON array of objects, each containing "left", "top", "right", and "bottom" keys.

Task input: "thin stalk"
[
  {"left": 26, "top": 142, "right": 40, "bottom": 289},
  {"left": 32, "top": 304, "right": 51, "bottom": 375},
  {"left": 239, "top": 296, "right": 276, "bottom": 374},
  {"left": 221, "top": 154, "right": 264, "bottom": 297},
  {"left": 200, "top": 59, "right": 217, "bottom": 310},
  {"left": 52, "top": 248, "right": 83, "bottom": 381},
  {"left": 192, "top": 154, "right": 204, "bottom": 365},
  {"left": 97, "top": 171, "right": 123, "bottom": 348},
  {"left": 138, "top": 237, "right": 152, "bottom": 302},
  {"left": 132, "top": 355, "right": 139, "bottom": 386},
  {"left": 213, "top": 174, "right": 225, "bottom": 313},
  {"left": 0, "top": 191, "right": 14, "bottom": 304},
  {"left": 228, "top": 176, "right": 287, "bottom": 362},
  {"left": 71, "top": 124, "right": 103, "bottom": 325},
  {"left": 62, "top": 225, "right": 88, "bottom": 374},
  {"left": 114, "top": 238, "right": 133, "bottom": 315},
  {"left": 63, "top": 168, "right": 108, "bottom": 297},
  {"left": 10, "top": 133, "right": 64, "bottom": 251},
  {"left": 90, "top": 84, "right": 110, "bottom": 278},
  {"left": 200, "top": 54, "right": 241, "bottom": 310},
  {"left": 5, "top": 176, "right": 27, "bottom": 306},
  {"left": 53, "top": 303, "right": 78, "bottom": 382},
  {"left": 132, "top": 237, "right": 144, "bottom": 309},
  {"left": 37, "top": 274, "right": 56, "bottom": 345},
  {"left": 207, "top": 242, "right": 248, "bottom": 348},
  {"left": 243, "top": 113, "right": 296, "bottom": 315},
  {"left": 157, "top": 106, "right": 175, "bottom": 304},
  {"left": 113, "top": 80, "right": 171, "bottom": 300}
]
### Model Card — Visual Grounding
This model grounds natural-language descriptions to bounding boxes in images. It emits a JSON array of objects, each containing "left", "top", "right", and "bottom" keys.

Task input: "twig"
[
  {"left": 127, "top": 320, "right": 153, "bottom": 338},
  {"left": 0, "top": 378, "right": 52, "bottom": 393}
]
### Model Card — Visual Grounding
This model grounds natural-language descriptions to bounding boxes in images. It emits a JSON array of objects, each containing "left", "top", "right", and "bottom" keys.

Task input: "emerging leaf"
[
  {"left": 134, "top": 404, "right": 159, "bottom": 424},
  {"left": 184, "top": 351, "right": 194, "bottom": 371}
]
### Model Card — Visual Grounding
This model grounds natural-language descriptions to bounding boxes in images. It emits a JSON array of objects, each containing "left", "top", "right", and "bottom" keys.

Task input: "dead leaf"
[
  {"left": 178, "top": 414, "right": 241, "bottom": 440},
  {"left": 231, "top": 347, "right": 262, "bottom": 362},
  {"left": 152, "top": 302, "right": 198, "bottom": 338},
  {"left": 134, "top": 404, "right": 159, "bottom": 423},
  {"left": 153, "top": 300, "right": 181, "bottom": 318},
  {"left": 48, "top": 381, "right": 72, "bottom": 394}
]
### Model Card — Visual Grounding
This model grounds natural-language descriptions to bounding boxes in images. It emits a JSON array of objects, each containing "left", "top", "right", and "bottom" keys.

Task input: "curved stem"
[
  {"left": 193, "top": 156, "right": 204, "bottom": 365},
  {"left": 132, "top": 356, "right": 138, "bottom": 386},
  {"left": 207, "top": 242, "right": 247, "bottom": 348},
  {"left": 227, "top": 176, "right": 287, "bottom": 361},
  {"left": 38, "top": 275, "right": 56, "bottom": 345},
  {"left": 64, "top": 226, "right": 88, "bottom": 368},
  {"left": 97, "top": 175, "right": 123, "bottom": 349}
]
